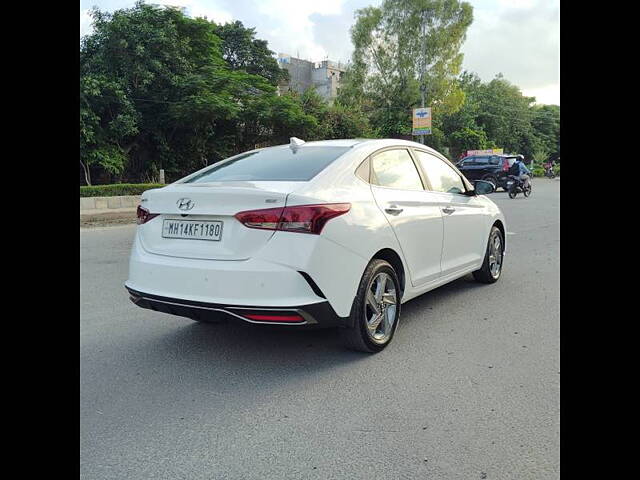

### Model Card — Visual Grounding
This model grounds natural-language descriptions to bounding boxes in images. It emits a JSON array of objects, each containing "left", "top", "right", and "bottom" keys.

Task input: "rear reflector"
[
  {"left": 243, "top": 314, "right": 305, "bottom": 323},
  {"left": 235, "top": 203, "right": 351, "bottom": 235}
]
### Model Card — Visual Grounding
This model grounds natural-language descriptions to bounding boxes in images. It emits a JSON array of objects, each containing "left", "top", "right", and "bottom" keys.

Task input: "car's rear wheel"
[
  {"left": 473, "top": 226, "right": 504, "bottom": 284},
  {"left": 340, "top": 259, "right": 401, "bottom": 353}
]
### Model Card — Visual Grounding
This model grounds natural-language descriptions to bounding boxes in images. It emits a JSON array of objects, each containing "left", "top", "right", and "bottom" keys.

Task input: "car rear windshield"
[{"left": 185, "top": 146, "right": 351, "bottom": 183}]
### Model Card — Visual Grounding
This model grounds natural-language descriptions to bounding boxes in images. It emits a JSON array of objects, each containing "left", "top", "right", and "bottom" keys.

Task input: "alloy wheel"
[
  {"left": 364, "top": 272, "right": 397, "bottom": 344},
  {"left": 488, "top": 232, "right": 503, "bottom": 279}
]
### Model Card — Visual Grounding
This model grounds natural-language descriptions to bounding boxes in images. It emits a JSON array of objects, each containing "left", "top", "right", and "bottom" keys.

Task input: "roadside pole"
[{"left": 419, "top": 85, "right": 426, "bottom": 145}]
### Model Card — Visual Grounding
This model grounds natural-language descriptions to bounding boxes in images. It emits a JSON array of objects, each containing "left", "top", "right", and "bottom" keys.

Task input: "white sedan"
[{"left": 126, "top": 138, "right": 506, "bottom": 352}]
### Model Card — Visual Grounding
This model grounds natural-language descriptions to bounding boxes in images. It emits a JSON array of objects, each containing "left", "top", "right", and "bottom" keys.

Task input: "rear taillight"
[
  {"left": 136, "top": 205, "right": 159, "bottom": 225},
  {"left": 235, "top": 203, "right": 351, "bottom": 235},
  {"left": 502, "top": 161, "right": 509, "bottom": 172}
]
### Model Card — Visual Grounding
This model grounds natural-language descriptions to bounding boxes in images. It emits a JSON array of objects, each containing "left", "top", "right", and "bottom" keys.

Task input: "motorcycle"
[
  {"left": 544, "top": 166, "right": 556, "bottom": 179},
  {"left": 505, "top": 175, "right": 532, "bottom": 199}
]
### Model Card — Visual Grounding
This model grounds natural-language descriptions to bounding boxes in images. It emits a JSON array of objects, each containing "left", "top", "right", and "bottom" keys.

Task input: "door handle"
[
  {"left": 442, "top": 206, "right": 456, "bottom": 215},
  {"left": 385, "top": 205, "right": 404, "bottom": 215}
]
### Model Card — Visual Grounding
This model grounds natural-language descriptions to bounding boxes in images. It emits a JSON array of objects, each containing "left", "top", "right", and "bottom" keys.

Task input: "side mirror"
[{"left": 473, "top": 180, "right": 495, "bottom": 195}]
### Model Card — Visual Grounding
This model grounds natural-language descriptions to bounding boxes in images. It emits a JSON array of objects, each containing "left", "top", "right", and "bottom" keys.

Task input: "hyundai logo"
[{"left": 177, "top": 198, "right": 195, "bottom": 211}]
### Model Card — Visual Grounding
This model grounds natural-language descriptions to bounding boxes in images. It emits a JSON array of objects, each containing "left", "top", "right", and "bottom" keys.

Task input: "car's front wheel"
[
  {"left": 340, "top": 259, "right": 401, "bottom": 353},
  {"left": 483, "top": 175, "right": 498, "bottom": 188}
]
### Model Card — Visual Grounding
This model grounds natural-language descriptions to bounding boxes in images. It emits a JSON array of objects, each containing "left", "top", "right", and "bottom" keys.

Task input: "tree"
[
  {"left": 298, "top": 87, "right": 377, "bottom": 140},
  {"left": 448, "top": 127, "right": 491, "bottom": 159},
  {"left": 80, "top": 2, "right": 301, "bottom": 183},
  {"left": 339, "top": 0, "right": 473, "bottom": 139},
  {"left": 213, "top": 20, "right": 288, "bottom": 86},
  {"left": 531, "top": 104, "right": 560, "bottom": 161},
  {"left": 80, "top": 74, "right": 138, "bottom": 185},
  {"left": 473, "top": 74, "right": 539, "bottom": 158},
  {"left": 531, "top": 146, "right": 550, "bottom": 167}
]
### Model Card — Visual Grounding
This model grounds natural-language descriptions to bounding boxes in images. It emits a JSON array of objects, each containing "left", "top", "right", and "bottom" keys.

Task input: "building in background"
[{"left": 277, "top": 53, "right": 345, "bottom": 103}]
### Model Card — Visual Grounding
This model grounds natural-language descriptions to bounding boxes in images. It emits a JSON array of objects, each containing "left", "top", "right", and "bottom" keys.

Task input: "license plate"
[{"left": 162, "top": 219, "right": 223, "bottom": 241}]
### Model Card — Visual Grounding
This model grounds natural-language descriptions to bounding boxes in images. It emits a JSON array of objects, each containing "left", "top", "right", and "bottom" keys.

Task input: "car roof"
[
  {"left": 463, "top": 154, "right": 516, "bottom": 158},
  {"left": 294, "top": 139, "right": 369, "bottom": 147},
  {"left": 265, "top": 138, "right": 445, "bottom": 157}
]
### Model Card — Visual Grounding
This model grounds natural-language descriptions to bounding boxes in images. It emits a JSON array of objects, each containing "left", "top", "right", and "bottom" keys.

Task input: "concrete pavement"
[{"left": 80, "top": 178, "right": 560, "bottom": 480}]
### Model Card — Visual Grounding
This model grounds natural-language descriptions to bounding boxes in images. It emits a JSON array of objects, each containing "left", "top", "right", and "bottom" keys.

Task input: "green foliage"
[
  {"left": 298, "top": 87, "right": 376, "bottom": 140},
  {"left": 553, "top": 164, "right": 560, "bottom": 175},
  {"left": 531, "top": 104, "right": 560, "bottom": 161},
  {"left": 339, "top": 0, "right": 473, "bottom": 138},
  {"left": 80, "top": 3, "right": 306, "bottom": 184},
  {"left": 80, "top": 183, "right": 165, "bottom": 197},
  {"left": 530, "top": 166, "right": 545, "bottom": 177},
  {"left": 532, "top": 147, "right": 550, "bottom": 164},
  {"left": 448, "top": 127, "right": 491, "bottom": 159},
  {"left": 79, "top": 1, "right": 559, "bottom": 185},
  {"left": 436, "top": 71, "right": 559, "bottom": 161},
  {"left": 213, "top": 20, "right": 288, "bottom": 86}
]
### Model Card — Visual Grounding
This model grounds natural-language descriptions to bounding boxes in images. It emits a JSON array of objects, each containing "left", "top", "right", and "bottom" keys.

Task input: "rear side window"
[
  {"left": 355, "top": 158, "right": 370, "bottom": 182},
  {"left": 475, "top": 156, "right": 489, "bottom": 165},
  {"left": 489, "top": 156, "right": 501, "bottom": 165},
  {"left": 371, "top": 149, "right": 424, "bottom": 190},
  {"left": 185, "top": 146, "right": 350, "bottom": 182}
]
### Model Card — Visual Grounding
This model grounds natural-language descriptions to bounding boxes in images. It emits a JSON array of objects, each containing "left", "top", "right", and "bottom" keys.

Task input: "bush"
[
  {"left": 531, "top": 166, "right": 545, "bottom": 177},
  {"left": 553, "top": 164, "right": 560, "bottom": 176},
  {"left": 80, "top": 183, "right": 165, "bottom": 197}
]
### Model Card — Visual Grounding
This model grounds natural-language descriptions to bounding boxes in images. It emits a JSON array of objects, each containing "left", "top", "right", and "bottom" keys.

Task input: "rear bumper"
[
  {"left": 126, "top": 227, "right": 365, "bottom": 318},
  {"left": 126, "top": 232, "right": 328, "bottom": 308},
  {"left": 126, "top": 286, "right": 347, "bottom": 327}
]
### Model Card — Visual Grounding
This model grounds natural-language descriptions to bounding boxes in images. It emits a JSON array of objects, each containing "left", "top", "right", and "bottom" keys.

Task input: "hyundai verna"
[{"left": 126, "top": 138, "right": 506, "bottom": 353}]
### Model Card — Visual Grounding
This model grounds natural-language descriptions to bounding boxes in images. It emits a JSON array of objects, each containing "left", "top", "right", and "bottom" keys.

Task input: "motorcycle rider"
[
  {"left": 543, "top": 158, "right": 555, "bottom": 176},
  {"left": 508, "top": 155, "right": 531, "bottom": 189}
]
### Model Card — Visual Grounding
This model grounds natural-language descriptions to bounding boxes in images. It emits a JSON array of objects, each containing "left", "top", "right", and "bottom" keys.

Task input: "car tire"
[
  {"left": 483, "top": 175, "right": 498, "bottom": 188},
  {"left": 472, "top": 226, "right": 504, "bottom": 284},
  {"left": 340, "top": 259, "right": 401, "bottom": 353}
]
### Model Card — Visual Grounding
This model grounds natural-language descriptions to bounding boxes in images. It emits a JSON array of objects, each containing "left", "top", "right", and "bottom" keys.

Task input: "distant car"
[
  {"left": 457, "top": 154, "right": 519, "bottom": 191},
  {"left": 126, "top": 138, "right": 506, "bottom": 353}
]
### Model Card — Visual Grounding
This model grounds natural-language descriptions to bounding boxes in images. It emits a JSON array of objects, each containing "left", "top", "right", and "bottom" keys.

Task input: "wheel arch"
[
  {"left": 371, "top": 248, "right": 406, "bottom": 296},
  {"left": 493, "top": 219, "right": 506, "bottom": 251}
]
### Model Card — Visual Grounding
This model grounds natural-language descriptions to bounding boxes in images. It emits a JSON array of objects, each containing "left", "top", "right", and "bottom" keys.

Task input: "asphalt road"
[{"left": 80, "top": 178, "right": 559, "bottom": 480}]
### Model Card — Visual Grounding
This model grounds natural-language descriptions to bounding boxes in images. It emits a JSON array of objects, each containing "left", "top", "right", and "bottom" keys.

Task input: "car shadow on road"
[
  {"left": 399, "top": 274, "right": 488, "bottom": 325},
  {"left": 114, "top": 273, "right": 496, "bottom": 401},
  {"left": 148, "top": 273, "right": 487, "bottom": 363}
]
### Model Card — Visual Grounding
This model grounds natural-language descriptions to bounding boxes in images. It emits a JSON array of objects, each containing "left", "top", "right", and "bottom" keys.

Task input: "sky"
[{"left": 80, "top": 0, "right": 560, "bottom": 105}]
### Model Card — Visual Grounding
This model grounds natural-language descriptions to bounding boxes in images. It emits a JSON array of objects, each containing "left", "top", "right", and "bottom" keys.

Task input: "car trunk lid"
[{"left": 137, "top": 182, "right": 303, "bottom": 260}]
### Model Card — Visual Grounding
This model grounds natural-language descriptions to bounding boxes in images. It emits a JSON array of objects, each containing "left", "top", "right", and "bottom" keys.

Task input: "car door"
[
  {"left": 473, "top": 155, "right": 491, "bottom": 178},
  {"left": 459, "top": 157, "right": 478, "bottom": 180},
  {"left": 368, "top": 148, "right": 444, "bottom": 287},
  {"left": 412, "top": 149, "right": 488, "bottom": 277}
]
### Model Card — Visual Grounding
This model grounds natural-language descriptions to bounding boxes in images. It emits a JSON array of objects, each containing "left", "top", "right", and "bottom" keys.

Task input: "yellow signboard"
[
  {"left": 466, "top": 148, "right": 504, "bottom": 156},
  {"left": 412, "top": 108, "right": 432, "bottom": 135}
]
